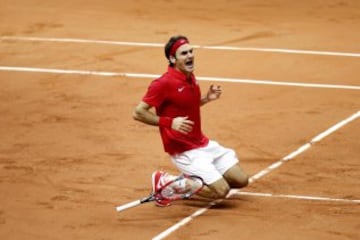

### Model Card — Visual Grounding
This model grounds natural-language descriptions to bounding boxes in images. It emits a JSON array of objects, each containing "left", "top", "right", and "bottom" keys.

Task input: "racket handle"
[{"left": 115, "top": 200, "right": 141, "bottom": 212}]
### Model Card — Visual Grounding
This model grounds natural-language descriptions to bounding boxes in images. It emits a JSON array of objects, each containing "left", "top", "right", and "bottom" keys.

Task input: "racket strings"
[{"left": 160, "top": 176, "right": 203, "bottom": 200}]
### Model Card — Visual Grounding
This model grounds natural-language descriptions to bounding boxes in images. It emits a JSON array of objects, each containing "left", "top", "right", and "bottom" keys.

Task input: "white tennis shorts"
[{"left": 170, "top": 140, "right": 239, "bottom": 185}]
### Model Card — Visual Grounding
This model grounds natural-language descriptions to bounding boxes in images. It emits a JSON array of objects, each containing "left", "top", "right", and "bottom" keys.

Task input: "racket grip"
[{"left": 115, "top": 200, "right": 141, "bottom": 212}]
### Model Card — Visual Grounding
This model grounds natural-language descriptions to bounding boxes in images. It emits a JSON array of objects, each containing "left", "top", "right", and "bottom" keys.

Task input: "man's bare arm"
[
  {"left": 200, "top": 85, "right": 222, "bottom": 106},
  {"left": 133, "top": 101, "right": 159, "bottom": 126},
  {"left": 133, "top": 101, "right": 194, "bottom": 134}
]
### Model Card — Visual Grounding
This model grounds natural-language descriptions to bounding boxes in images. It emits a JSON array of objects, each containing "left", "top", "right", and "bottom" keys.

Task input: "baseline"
[{"left": 1, "top": 36, "right": 360, "bottom": 58}]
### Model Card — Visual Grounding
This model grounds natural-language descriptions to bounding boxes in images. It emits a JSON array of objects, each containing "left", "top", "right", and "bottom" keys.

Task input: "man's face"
[{"left": 174, "top": 43, "right": 194, "bottom": 75}]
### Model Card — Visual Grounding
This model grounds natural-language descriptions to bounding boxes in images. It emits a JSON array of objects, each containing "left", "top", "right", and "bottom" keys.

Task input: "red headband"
[{"left": 170, "top": 38, "right": 189, "bottom": 56}]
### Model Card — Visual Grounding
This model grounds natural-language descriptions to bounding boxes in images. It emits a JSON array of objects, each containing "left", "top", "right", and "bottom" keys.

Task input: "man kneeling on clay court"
[{"left": 133, "top": 35, "right": 249, "bottom": 207}]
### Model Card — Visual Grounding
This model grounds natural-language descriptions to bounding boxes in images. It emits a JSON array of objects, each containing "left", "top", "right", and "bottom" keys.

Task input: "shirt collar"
[{"left": 168, "top": 66, "right": 195, "bottom": 83}]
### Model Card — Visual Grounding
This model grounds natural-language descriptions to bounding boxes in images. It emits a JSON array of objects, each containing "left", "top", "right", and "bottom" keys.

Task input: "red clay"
[{"left": 0, "top": 1, "right": 359, "bottom": 239}]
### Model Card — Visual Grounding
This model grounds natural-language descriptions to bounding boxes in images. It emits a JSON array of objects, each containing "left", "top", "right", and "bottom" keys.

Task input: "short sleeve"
[{"left": 142, "top": 79, "right": 166, "bottom": 108}]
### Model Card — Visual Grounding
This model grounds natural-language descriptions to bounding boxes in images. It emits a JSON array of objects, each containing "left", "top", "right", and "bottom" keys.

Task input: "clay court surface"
[{"left": 1, "top": 1, "right": 360, "bottom": 239}]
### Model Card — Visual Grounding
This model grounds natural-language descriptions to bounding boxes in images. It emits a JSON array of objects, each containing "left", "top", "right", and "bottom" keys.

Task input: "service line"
[
  {"left": 1, "top": 36, "right": 360, "bottom": 58},
  {"left": 1, "top": 66, "right": 360, "bottom": 90},
  {"left": 152, "top": 111, "right": 360, "bottom": 240},
  {"left": 233, "top": 191, "right": 360, "bottom": 204}
]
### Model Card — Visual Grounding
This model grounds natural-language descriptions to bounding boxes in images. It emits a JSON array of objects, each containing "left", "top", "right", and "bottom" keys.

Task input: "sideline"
[
  {"left": 1, "top": 36, "right": 360, "bottom": 58},
  {"left": 1, "top": 66, "right": 360, "bottom": 90},
  {"left": 152, "top": 111, "right": 360, "bottom": 240}
]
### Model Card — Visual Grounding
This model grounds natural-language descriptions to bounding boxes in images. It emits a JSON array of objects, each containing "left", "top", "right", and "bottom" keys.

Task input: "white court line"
[
  {"left": 152, "top": 111, "right": 360, "bottom": 240},
  {"left": 1, "top": 36, "right": 360, "bottom": 58},
  {"left": 0, "top": 36, "right": 163, "bottom": 47},
  {"left": 233, "top": 191, "right": 360, "bottom": 204},
  {"left": 1, "top": 66, "right": 360, "bottom": 90}
]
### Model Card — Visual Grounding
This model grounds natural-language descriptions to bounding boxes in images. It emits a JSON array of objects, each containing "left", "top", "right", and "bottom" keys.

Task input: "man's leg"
[
  {"left": 161, "top": 172, "right": 230, "bottom": 200},
  {"left": 197, "top": 177, "right": 231, "bottom": 199},
  {"left": 223, "top": 164, "right": 249, "bottom": 188}
]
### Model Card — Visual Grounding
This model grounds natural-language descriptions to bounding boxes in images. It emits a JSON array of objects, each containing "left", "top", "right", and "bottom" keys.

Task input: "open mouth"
[{"left": 185, "top": 60, "right": 194, "bottom": 68}]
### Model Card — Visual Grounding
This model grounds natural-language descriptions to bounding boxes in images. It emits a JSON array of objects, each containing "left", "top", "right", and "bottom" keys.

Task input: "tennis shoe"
[{"left": 151, "top": 171, "right": 171, "bottom": 207}]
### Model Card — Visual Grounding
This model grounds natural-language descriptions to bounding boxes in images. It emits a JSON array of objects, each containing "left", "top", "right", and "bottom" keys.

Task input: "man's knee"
[
  {"left": 236, "top": 174, "right": 249, "bottom": 188},
  {"left": 208, "top": 179, "right": 231, "bottom": 199},
  {"left": 223, "top": 165, "right": 249, "bottom": 188},
  {"left": 215, "top": 185, "right": 231, "bottom": 198}
]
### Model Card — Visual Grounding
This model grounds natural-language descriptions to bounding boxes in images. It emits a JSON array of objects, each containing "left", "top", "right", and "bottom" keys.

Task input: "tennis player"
[{"left": 133, "top": 35, "right": 249, "bottom": 206}]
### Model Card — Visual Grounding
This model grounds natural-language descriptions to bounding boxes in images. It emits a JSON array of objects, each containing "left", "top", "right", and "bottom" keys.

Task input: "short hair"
[{"left": 164, "top": 35, "right": 189, "bottom": 66}]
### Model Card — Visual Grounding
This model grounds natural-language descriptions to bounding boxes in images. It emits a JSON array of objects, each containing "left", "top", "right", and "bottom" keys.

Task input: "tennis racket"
[{"left": 115, "top": 175, "right": 204, "bottom": 212}]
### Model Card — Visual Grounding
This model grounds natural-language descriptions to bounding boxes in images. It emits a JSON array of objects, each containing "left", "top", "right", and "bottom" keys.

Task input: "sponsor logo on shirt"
[{"left": 178, "top": 86, "right": 185, "bottom": 92}]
